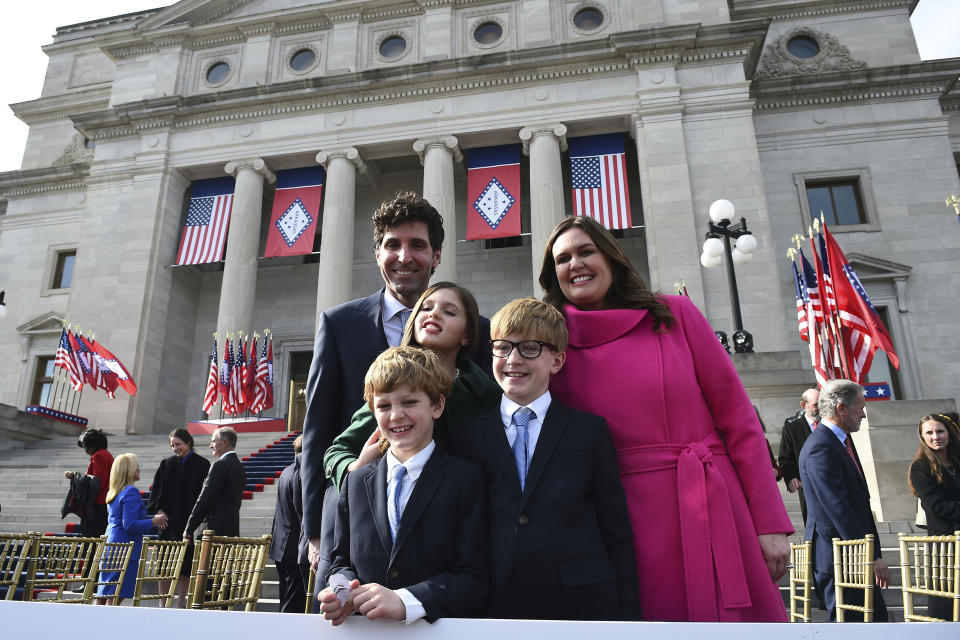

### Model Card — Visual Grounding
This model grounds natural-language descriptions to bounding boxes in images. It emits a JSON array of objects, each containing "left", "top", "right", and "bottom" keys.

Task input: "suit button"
[
  {"left": 517, "top": 514, "right": 529, "bottom": 526},
  {"left": 389, "top": 567, "right": 400, "bottom": 579}
]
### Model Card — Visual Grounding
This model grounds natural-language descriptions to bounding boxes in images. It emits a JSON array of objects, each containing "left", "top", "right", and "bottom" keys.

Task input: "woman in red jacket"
[{"left": 64, "top": 428, "right": 113, "bottom": 537}]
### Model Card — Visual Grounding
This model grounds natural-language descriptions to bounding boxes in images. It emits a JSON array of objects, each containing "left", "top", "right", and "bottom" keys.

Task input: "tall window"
[
  {"left": 805, "top": 179, "right": 867, "bottom": 226},
  {"left": 30, "top": 356, "right": 56, "bottom": 406},
  {"left": 52, "top": 250, "right": 76, "bottom": 289}
]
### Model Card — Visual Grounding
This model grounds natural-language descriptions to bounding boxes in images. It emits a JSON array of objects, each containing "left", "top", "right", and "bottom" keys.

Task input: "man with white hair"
[
  {"left": 184, "top": 427, "right": 245, "bottom": 538},
  {"left": 799, "top": 380, "right": 889, "bottom": 622}
]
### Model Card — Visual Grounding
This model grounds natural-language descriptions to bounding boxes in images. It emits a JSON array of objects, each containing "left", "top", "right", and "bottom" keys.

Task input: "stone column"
[
  {"left": 519, "top": 123, "right": 567, "bottom": 293},
  {"left": 413, "top": 136, "right": 461, "bottom": 284},
  {"left": 217, "top": 158, "right": 275, "bottom": 355},
  {"left": 314, "top": 147, "right": 366, "bottom": 326}
]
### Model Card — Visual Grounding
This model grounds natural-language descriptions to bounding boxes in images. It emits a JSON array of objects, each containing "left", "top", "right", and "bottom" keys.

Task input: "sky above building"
[{"left": 0, "top": 0, "right": 957, "bottom": 172}]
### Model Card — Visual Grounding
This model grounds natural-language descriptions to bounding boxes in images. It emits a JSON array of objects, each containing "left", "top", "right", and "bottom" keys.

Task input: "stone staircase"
[{"left": 0, "top": 430, "right": 296, "bottom": 611}]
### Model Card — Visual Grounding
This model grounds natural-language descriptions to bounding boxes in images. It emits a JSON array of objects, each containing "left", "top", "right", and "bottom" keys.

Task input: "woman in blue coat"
[{"left": 96, "top": 453, "right": 168, "bottom": 604}]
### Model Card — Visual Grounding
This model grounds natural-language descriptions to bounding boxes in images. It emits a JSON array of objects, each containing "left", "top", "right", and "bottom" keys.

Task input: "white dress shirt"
[{"left": 381, "top": 291, "right": 412, "bottom": 348}]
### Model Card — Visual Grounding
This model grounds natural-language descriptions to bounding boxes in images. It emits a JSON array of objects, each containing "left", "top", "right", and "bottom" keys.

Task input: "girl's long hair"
[{"left": 909, "top": 412, "right": 960, "bottom": 495}]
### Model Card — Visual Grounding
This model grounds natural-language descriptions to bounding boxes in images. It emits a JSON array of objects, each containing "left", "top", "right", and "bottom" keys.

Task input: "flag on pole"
[
  {"left": 791, "top": 260, "right": 808, "bottom": 342},
  {"left": 88, "top": 338, "right": 138, "bottom": 397},
  {"left": 175, "top": 177, "right": 235, "bottom": 265},
  {"left": 264, "top": 167, "right": 324, "bottom": 257},
  {"left": 262, "top": 335, "right": 274, "bottom": 411},
  {"left": 220, "top": 337, "right": 234, "bottom": 415},
  {"left": 251, "top": 334, "right": 266, "bottom": 414},
  {"left": 244, "top": 334, "right": 257, "bottom": 406},
  {"left": 465, "top": 144, "right": 522, "bottom": 240},
  {"left": 74, "top": 334, "right": 101, "bottom": 390},
  {"left": 55, "top": 328, "right": 83, "bottom": 391},
  {"left": 202, "top": 337, "right": 219, "bottom": 414},
  {"left": 77, "top": 334, "right": 116, "bottom": 398},
  {"left": 800, "top": 251, "right": 830, "bottom": 387},
  {"left": 822, "top": 222, "right": 900, "bottom": 381},
  {"left": 67, "top": 331, "right": 92, "bottom": 390},
  {"left": 232, "top": 338, "right": 246, "bottom": 414},
  {"left": 569, "top": 133, "right": 632, "bottom": 230}
]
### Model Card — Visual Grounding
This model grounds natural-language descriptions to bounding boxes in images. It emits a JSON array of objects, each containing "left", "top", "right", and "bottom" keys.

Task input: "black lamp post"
[{"left": 699, "top": 199, "right": 757, "bottom": 353}]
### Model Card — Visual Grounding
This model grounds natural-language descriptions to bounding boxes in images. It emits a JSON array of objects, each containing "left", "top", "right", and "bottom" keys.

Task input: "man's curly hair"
[{"left": 372, "top": 191, "right": 444, "bottom": 253}]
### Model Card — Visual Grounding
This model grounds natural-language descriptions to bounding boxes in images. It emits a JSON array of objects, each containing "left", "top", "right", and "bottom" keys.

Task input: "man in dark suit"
[
  {"left": 184, "top": 427, "right": 245, "bottom": 538},
  {"left": 300, "top": 192, "right": 491, "bottom": 573},
  {"left": 778, "top": 387, "right": 819, "bottom": 525},
  {"left": 271, "top": 435, "right": 305, "bottom": 613},
  {"left": 799, "top": 379, "right": 889, "bottom": 622}
]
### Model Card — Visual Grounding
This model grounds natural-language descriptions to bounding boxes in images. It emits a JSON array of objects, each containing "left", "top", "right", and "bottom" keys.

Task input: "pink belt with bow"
[{"left": 616, "top": 430, "right": 751, "bottom": 620}]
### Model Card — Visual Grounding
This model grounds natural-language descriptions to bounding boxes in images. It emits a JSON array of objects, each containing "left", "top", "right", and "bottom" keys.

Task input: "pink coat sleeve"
[{"left": 671, "top": 295, "right": 793, "bottom": 536}]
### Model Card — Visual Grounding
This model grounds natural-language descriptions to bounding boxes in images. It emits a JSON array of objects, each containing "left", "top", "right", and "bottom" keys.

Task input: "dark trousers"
[
  {"left": 81, "top": 503, "right": 107, "bottom": 537},
  {"left": 276, "top": 554, "right": 306, "bottom": 613},
  {"left": 816, "top": 569, "right": 888, "bottom": 622}
]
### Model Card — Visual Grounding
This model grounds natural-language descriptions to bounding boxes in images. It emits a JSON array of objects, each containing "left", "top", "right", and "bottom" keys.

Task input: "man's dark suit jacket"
[
  {"left": 448, "top": 401, "right": 641, "bottom": 621},
  {"left": 799, "top": 425, "right": 887, "bottom": 621},
  {"left": 300, "top": 288, "right": 492, "bottom": 541},
  {"left": 271, "top": 454, "right": 305, "bottom": 612},
  {"left": 326, "top": 447, "right": 488, "bottom": 622},
  {"left": 778, "top": 414, "right": 814, "bottom": 523},
  {"left": 185, "top": 451, "right": 245, "bottom": 537}
]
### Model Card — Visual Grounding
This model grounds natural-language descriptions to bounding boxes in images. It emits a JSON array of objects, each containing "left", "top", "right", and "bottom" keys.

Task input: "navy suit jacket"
[
  {"left": 185, "top": 452, "right": 245, "bottom": 537},
  {"left": 798, "top": 425, "right": 880, "bottom": 572},
  {"left": 449, "top": 401, "right": 640, "bottom": 620},
  {"left": 300, "top": 289, "right": 491, "bottom": 539},
  {"left": 326, "top": 447, "right": 488, "bottom": 622},
  {"left": 270, "top": 454, "right": 303, "bottom": 564},
  {"left": 778, "top": 414, "right": 813, "bottom": 488}
]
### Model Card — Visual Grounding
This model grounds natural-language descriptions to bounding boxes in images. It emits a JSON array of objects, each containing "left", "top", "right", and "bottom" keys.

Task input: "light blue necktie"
[
  {"left": 389, "top": 464, "right": 407, "bottom": 541},
  {"left": 512, "top": 407, "right": 535, "bottom": 490},
  {"left": 396, "top": 309, "right": 412, "bottom": 345}
]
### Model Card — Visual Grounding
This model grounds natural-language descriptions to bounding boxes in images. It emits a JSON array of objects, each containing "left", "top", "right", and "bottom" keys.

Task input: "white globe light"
[
  {"left": 700, "top": 252, "right": 722, "bottom": 269},
  {"left": 709, "top": 199, "right": 736, "bottom": 224},
  {"left": 702, "top": 237, "right": 724, "bottom": 258},
  {"left": 735, "top": 233, "right": 758, "bottom": 254},
  {"left": 731, "top": 248, "right": 751, "bottom": 265}
]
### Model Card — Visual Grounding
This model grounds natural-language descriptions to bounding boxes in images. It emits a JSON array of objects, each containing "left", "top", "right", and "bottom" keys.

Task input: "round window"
[
  {"left": 290, "top": 48, "right": 316, "bottom": 72},
  {"left": 573, "top": 7, "right": 605, "bottom": 31},
  {"left": 379, "top": 36, "right": 407, "bottom": 60},
  {"left": 473, "top": 22, "right": 503, "bottom": 45},
  {"left": 786, "top": 36, "right": 820, "bottom": 59},
  {"left": 206, "top": 62, "right": 230, "bottom": 85}
]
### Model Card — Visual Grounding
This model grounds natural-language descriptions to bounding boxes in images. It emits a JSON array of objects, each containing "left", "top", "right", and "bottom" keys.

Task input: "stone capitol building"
[{"left": 0, "top": 0, "right": 958, "bottom": 519}]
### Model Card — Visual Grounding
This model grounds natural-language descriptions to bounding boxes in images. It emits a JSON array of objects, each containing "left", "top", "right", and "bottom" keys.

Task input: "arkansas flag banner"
[
  {"left": 569, "top": 133, "right": 632, "bottom": 230},
  {"left": 265, "top": 166, "right": 324, "bottom": 257},
  {"left": 466, "top": 144, "right": 522, "bottom": 240},
  {"left": 175, "top": 177, "right": 235, "bottom": 265}
]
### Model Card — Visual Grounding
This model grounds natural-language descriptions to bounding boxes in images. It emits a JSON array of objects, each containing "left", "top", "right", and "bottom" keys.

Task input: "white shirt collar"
[
  {"left": 382, "top": 289, "right": 410, "bottom": 321},
  {"left": 386, "top": 440, "right": 436, "bottom": 483},
  {"left": 500, "top": 390, "right": 552, "bottom": 427}
]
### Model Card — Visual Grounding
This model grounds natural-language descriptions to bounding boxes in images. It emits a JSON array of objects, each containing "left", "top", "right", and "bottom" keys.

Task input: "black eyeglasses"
[{"left": 490, "top": 339, "right": 557, "bottom": 359}]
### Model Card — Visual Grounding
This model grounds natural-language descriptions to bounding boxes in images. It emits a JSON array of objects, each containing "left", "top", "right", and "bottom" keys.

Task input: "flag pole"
[{"left": 813, "top": 218, "right": 851, "bottom": 381}]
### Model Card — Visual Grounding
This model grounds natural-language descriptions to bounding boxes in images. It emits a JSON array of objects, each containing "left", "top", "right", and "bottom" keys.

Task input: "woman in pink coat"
[{"left": 540, "top": 216, "right": 792, "bottom": 621}]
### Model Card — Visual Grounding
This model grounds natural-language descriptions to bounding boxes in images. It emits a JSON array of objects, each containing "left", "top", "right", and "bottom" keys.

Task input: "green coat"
[{"left": 323, "top": 357, "right": 502, "bottom": 490}]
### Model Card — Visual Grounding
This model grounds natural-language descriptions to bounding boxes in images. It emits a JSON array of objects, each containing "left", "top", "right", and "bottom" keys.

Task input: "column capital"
[
  {"left": 224, "top": 158, "right": 275, "bottom": 183},
  {"left": 519, "top": 123, "right": 567, "bottom": 154},
  {"left": 412, "top": 135, "right": 461, "bottom": 165},
  {"left": 316, "top": 147, "right": 366, "bottom": 173}
]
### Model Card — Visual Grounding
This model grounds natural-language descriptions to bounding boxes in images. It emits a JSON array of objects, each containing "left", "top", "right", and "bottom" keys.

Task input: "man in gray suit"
[{"left": 184, "top": 427, "right": 245, "bottom": 537}]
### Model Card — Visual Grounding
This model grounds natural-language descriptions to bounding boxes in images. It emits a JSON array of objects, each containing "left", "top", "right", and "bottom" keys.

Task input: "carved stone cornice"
[
  {"left": 0, "top": 163, "right": 89, "bottom": 199},
  {"left": 755, "top": 28, "right": 866, "bottom": 80},
  {"left": 315, "top": 148, "right": 367, "bottom": 174},
  {"left": 224, "top": 158, "right": 276, "bottom": 183},
  {"left": 728, "top": 0, "right": 913, "bottom": 22},
  {"left": 413, "top": 136, "right": 461, "bottom": 164},
  {"left": 518, "top": 123, "right": 568, "bottom": 154}
]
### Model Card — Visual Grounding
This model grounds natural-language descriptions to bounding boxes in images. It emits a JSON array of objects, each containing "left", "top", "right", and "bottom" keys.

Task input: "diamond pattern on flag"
[
  {"left": 474, "top": 178, "right": 515, "bottom": 228},
  {"left": 276, "top": 198, "right": 314, "bottom": 247}
]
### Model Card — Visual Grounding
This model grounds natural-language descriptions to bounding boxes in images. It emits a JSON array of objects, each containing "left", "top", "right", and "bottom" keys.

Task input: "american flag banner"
[
  {"left": 219, "top": 337, "right": 234, "bottom": 415},
  {"left": 791, "top": 260, "right": 808, "bottom": 342},
  {"left": 232, "top": 338, "right": 247, "bottom": 415},
  {"left": 55, "top": 328, "right": 83, "bottom": 391},
  {"left": 67, "top": 331, "right": 92, "bottom": 390},
  {"left": 251, "top": 333, "right": 270, "bottom": 414},
  {"left": 202, "top": 337, "right": 219, "bottom": 414},
  {"left": 175, "top": 177, "right": 235, "bottom": 265},
  {"left": 466, "top": 144, "right": 522, "bottom": 240},
  {"left": 800, "top": 251, "right": 831, "bottom": 387},
  {"left": 568, "top": 133, "right": 632, "bottom": 230},
  {"left": 822, "top": 222, "right": 899, "bottom": 382},
  {"left": 264, "top": 167, "right": 324, "bottom": 258},
  {"left": 88, "top": 338, "right": 138, "bottom": 397}
]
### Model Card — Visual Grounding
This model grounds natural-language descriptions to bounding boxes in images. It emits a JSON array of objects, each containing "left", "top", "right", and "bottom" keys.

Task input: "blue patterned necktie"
[
  {"left": 512, "top": 407, "right": 535, "bottom": 490},
  {"left": 389, "top": 464, "right": 407, "bottom": 541},
  {"left": 396, "top": 309, "right": 412, "bottom": 345}
]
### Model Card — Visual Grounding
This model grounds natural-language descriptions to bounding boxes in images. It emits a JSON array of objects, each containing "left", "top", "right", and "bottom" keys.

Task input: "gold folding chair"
[
  {"left": 133, "top": 538, "right": 189, "bottom": 607},
  {"left": 898, "top": 531, "right": 960, "bottom": 622},
  {"left": 1, "top": 532, "right": 39, "bottom": 601},
  {"left": 189, "top": 530, "right": 272, "bottom": 612},
  {"left": 89, "top": 539, "right": 136, "bottom": 604},
  {"left": 24, "top": 535, "right": 103, "bottom": 603},
  {"left": 788, "top": 541, "right": 813, "bottom": 622},
  {"left": 832, "top": 534, "right": 875, "bottom": 622}
]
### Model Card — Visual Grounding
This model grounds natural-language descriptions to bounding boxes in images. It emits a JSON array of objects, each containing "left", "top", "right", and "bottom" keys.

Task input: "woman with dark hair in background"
[
  {"left": 148, "top": 427, "right": 210, "bottom": 607},
  {"left": 539, "top": 216, "right": 792, "bottom": 621},
  {"left": 909, "top": 412, "right": 960, "bottom": 620},
  {"left": 64, "top": 428, "right": 113, "bottom": 537}
]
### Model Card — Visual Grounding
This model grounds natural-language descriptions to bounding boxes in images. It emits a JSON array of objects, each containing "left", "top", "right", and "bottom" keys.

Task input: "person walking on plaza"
[{"left": 184, "top": 427, "right": 245, "bottom": 538}]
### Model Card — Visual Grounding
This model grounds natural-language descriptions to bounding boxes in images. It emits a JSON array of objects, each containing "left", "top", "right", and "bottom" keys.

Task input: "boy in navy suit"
[
  {"left": 451, "top": 298, "right": 640, "bottom": 620},
  {"left": 317, "top": 346, "right": 488, "bottom": 625}
]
